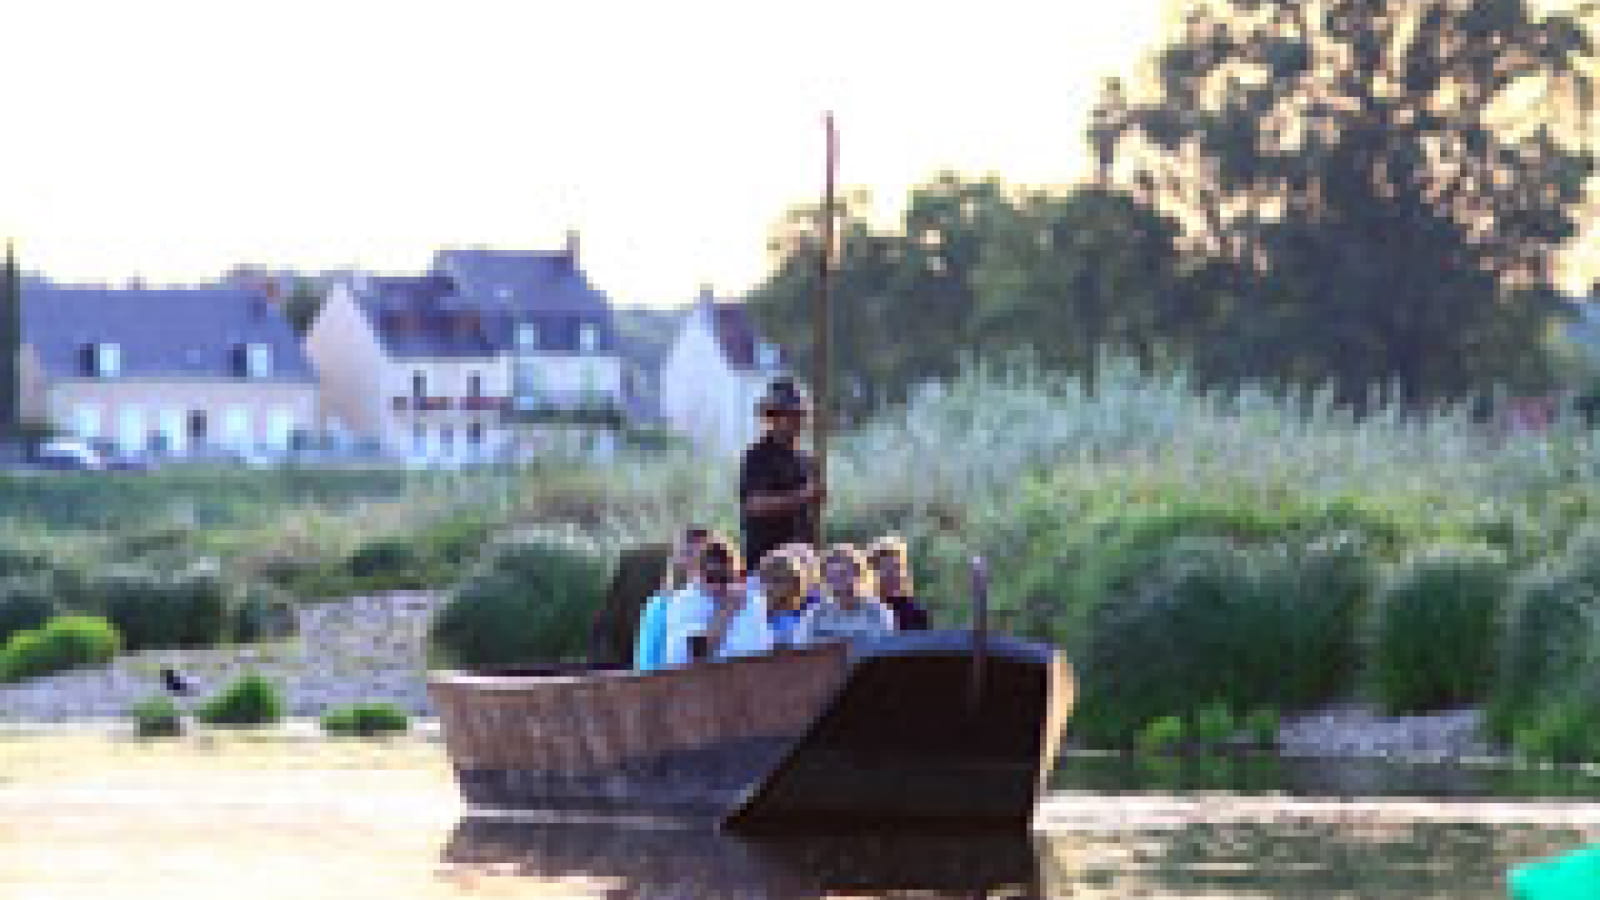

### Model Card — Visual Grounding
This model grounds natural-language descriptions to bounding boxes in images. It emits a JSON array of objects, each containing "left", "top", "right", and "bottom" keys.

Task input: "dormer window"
[
  {"left": 83, "top": 342, "right": 121, "bottom": 377},
  {"left": 245, "top": 343, "right": 272, "bottom": 378},
  {"left": 578, "top": 323, "right": 599, "bottom": 354},
  {"left": 516, "top": 323, "right": 539, "bottom": 350}
]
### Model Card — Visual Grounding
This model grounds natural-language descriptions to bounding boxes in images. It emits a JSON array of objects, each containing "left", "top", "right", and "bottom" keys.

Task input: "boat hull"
[{"left": 428, "top": 631, "right": 1073, "bottom": 829}]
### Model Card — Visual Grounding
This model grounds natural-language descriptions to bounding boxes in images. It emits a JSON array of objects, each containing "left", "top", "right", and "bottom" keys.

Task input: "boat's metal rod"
[
  {"left": 812, "top": 113, "right": 837, "bottom": 549},
  {"left": 969, "top": 555, "right": 989, "bottom": 710}
]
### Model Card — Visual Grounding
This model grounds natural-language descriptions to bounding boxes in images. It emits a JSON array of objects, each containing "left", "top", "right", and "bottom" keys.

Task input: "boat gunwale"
[{"left": 427, "top": 645, "right": 847, "bottom": 691}]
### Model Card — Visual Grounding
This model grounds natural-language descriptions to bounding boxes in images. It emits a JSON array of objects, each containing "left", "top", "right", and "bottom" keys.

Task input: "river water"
[{"left": 2, "top": 730, "right": 1597, "bottom": 898}]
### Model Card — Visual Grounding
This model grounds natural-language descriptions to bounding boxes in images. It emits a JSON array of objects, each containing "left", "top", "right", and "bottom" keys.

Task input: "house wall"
[
  {"left": 661, "top": 305, "right": 761, "bottom": 456},
  {"left": 381, "top": 356, "right": 512, "bottom": 458},
  {"left": 17, "top": 345, "right": 46, "bottom": 422},
  {"left": 44, "top": 378, "right": 318, "bottom": 454},
  {"left": 513, "top": 353, "right": 623, "bottom": 398},
  {"left": 304, "top": 285, "right": 388, "bottom": 441}
]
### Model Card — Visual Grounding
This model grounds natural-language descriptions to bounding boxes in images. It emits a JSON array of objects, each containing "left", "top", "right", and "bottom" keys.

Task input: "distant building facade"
[
  {"left": 305, "top": 238, "right": 627, "bottom": 462},
  {"left": 660, "top": 289, "right": 785, "bottom": 455},
  {"left": 18, "top": 286, "right": 319, "bottom": 456}
]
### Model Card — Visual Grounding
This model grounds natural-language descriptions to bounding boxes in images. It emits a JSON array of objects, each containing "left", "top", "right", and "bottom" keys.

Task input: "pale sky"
[{"left": 0, "top": 0, "right": 1170, "bottom": 304}]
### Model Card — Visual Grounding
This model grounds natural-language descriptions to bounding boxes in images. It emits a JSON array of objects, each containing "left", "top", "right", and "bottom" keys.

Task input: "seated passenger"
[
  {"left": 634, "top": 526, "right": 707, "bottom": 672},
  {"left": 662, "top": 536, "right": 774, "bottom": 667},
  {"left": 866, "top": 535, "right": 930, "bottom": 631},
  {"left": 757, "top": 550, "right": 814, "bottom": 649},
  {"left": 773, "top": 541, "right": 824, "bottom": 610},
  {"left": 795, "top": 544, "right": 897, "bottom": 647}
]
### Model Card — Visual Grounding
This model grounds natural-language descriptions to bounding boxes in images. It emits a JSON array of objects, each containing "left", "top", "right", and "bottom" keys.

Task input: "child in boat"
[
  {"left": 773, "top": 541, "right": 824, "bottom": 610},
  {"left": 865, "top": 535, "right": 931, "bottom": 630},
  {"left": 634, "top": 525, "right": 707, "bottom": 672},
  {"left": 796, "top": 544, "right": 897, "bottom": 646},
  {"left": 757, "top": 550, "right": 814, "bottom": 649},
  {"left": 662, "top": 535, "right": 774, "bottom": 667}
]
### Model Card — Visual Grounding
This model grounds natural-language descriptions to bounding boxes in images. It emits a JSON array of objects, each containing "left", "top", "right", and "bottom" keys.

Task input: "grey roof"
[
  {"left": 22, "top": 285, "right": 315, "bottom": 380},
  {"left": 353, "top": 248, "right": 621, "bottom": 359}
]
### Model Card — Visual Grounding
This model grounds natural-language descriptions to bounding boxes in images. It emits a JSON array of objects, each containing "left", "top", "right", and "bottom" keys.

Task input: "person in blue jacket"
[{"left": 634, "top": 525, "right": 707, "bottom": 672}]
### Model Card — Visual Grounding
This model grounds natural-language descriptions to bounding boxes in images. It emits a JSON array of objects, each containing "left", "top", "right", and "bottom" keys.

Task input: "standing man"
[{"left": 739, "top": 377, "right": 822, "bottom": 570}]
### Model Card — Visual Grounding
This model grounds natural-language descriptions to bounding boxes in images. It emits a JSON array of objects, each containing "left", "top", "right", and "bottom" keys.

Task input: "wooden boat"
[{"left": 428, "top": 629, "right": 1073, "bottom": 830}]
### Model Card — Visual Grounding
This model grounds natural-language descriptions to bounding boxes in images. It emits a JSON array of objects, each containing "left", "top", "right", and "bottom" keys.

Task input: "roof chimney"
[{"left": 564, "top": 230, "right": 580, "bottom": 268}]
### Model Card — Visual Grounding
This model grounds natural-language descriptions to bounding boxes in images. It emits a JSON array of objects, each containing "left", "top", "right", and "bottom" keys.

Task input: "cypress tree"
[{"left": 0, "top": 241, "right": 18, "bottom": 444}]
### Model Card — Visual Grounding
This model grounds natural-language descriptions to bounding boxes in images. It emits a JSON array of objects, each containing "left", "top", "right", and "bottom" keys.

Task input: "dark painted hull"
[{"left": 429, "top": 631, "right": 1072, "bottom": 830}]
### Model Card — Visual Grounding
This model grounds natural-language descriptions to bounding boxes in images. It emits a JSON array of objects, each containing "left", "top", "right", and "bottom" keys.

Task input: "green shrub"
[
  {"left": 197, "top": 672, "right": 285, "bottom": 726},
  {"left": 1135, "top": 716, "right": 1185, "bottom": 754},
  {"left": 1370, "top": 544, "right": 1509, "bottom": 714},
  {"left": 429, "top": 532, "right": 609, "bottom": 668},
  {"left": 229, "top": 585, "right": 298, "bottom": 643},
  {"left": 1243, "top": 708, "right": 1281, "bottom": 748},
  {"left": 0, "top": 615, "right": 121, "bottom": 682},
  {"left": 1072, "top": 535, "right": 1372, "bottom": 746},
  {"left": 1189, "top": 702, "right": 1236, "bottom": 746},
  {"left": 93, "top": 565, "right": 229, "bottom": 651},
  {"left": 0, "top": 575, "right": 57, "bottom": 645},
  {"left": 0, "top": 530, "right": 54, "bottom": 578},
  {"left": 345, "top": 536, "right": 423, "bottom": 582},
  {"left": 129, "top": 695, "right": 183, "bottom": 738},
  {"left": 1488, "top": 563, "right": 1600, "bottom": 740},
  {"left": 1511, "top": 696, "right": 1600, "bottom": 763},
  {"left": 320, "top": 702, "right": 410, "bottom": 737}
]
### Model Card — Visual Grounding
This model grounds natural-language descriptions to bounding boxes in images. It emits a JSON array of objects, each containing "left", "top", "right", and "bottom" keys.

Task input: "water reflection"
[{"left": 442, "top": 815, "right": 1040, "bottom": 898}]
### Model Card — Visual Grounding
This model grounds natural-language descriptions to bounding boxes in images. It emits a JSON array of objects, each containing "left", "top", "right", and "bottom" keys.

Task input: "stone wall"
[{"left": 0, "top": 591, "right": 444, "bottom": 722}]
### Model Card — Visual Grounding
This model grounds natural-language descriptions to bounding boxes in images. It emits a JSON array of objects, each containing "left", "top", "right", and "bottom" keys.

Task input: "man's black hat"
[{"left": 756, "top": 376, "right": 811, "bottom": 417}]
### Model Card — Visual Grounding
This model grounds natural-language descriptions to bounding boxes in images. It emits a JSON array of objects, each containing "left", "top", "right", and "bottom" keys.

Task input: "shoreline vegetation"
[{"left": 5, "top": 356, "right": 1600, "bottom": 761}]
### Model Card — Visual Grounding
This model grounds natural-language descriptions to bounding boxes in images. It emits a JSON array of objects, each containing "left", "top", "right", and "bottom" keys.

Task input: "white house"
[
  {"left": 304, "top": 240, "right": 627, "bottom": 463},
  {"left": 660, "top": 289, "right": 785, "bottom": 455}
]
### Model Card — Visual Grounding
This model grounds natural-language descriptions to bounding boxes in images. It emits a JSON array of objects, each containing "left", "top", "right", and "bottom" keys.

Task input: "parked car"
[{"left": 31, "top": 440, "right": 106, "bottom": 471}]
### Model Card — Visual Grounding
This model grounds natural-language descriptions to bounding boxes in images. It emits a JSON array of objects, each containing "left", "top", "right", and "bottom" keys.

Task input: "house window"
[
  {"left": 757, "top": 341, "right": 779, "bottom": 370},
  {"left": 222, "top": 407, "right": 251, "bottom": 451},
  {"left": 73, "top": 406, "right": 102, "bottom": 439},
  {"left": 412, "top": 424, "right": 427, "bottom": 453},
  {"left": 97, "top": 343, "right": 121, "bottom": 377},
  {"left": 267, "top": 408, "right": 295, "bottom": 449},
  {"left": 411, "top": 371, "right": 427, "bottom": 398},
  {"left": 159, "top": 408, "right": 185, "bottom": 454},
  {"left": 117, "top": 406, "right": 143, "bottom": 455},
  {"left": 516, "top": 323, "right": 538, "bottom": 350},
  {"left": 440, "top": 427, "right": 454, "bottom": 451},
  {"left": 187, "top": 411, "right": 208, "bottom": 445},
  {"left": 578, "top": 323, "right": 599, "bottom": 354},
  {"left": 245, "top": 343, "right": 272, "bottom": 378},
  {"left": 467, "top": 423, "right": 484, "bottom": 445},
  {"left": 467, "top": 372, "right": 483, "bottom": 398}
]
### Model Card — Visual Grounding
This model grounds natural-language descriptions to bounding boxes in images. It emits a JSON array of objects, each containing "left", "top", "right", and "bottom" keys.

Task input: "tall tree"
[
  {"left": 0, "top": 242, "right": 19, "bottom": 442},
  {"left": 1092, "top": 0, "right": 1598, "bottom": 402}
]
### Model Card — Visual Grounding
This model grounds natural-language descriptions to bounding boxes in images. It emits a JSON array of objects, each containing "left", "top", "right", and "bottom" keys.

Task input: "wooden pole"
[{"left": 813, "top": 114, "right": 837, "bottom": 550}]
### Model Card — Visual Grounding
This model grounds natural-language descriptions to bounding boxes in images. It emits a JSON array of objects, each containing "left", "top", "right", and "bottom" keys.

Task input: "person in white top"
[
  {"left": 661, "top": 535, "right": 773, "bottom": 667},
  {"left": 795, "top": 544, "right": 897, "bottom": 647}
]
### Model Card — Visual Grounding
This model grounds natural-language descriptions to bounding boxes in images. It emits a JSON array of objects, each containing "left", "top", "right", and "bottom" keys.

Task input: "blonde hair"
[
  {"left": 865, "top": 535, "right": 914, "bottom": 595},
  {"left": 820, "top": 544, "right": 876, "bottom": 599},
  {"left": 758, "top": 552, "right": 812, "bottom": 612}
]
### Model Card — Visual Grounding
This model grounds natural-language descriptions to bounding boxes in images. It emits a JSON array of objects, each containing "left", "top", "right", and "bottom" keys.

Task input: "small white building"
[{"left": 660, "top": 290, "right": 785, "bottom": 455}]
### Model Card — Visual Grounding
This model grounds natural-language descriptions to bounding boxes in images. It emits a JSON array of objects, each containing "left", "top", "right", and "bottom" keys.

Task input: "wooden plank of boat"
[
  {"left": 427, "top": 644, "right": 851, "bottom": 814},
  {"left": 723, "top": 630, "right": 1074, "bottom": 831}
]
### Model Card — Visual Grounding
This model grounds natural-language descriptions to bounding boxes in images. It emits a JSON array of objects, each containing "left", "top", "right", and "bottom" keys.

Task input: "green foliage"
[
  {"left": 0, "top": 575, "right": 56, "bottom": 645},
  {"left": 0, "top": 615, "right": 120, "bottom": 682},
  {"left": 320, "top": 702, "right": 409, "bottom": 737},
  {"left": 1371, "top": 544, "right": 1509, "bottom": 714},
  {"left": 1072, "top": 534, "right": 1372, "bottom": 746},
  {"left": 1243, "top": 708, "right": 1280, "bottom": 748},
  {"left": 197, "top": 671, "right": 285, "bottom": 726},
  {"left": 343, "top": 511, "right": 495, "bottom": 592},
  {"left": 1189, "top": 703, "right": 1237, "bottom": 746},
  {"left": 1094, "top": 0, "right": 1594, "bottom": 401},
  {"left": 1135, "top": 716, "right": 1185, "bottom": 755},
  {"left": 129, "top": 695, "right": 183, "bottom": 738},
  {"left": 229, "top": 585, "right": 297, "bottom": 644},
  {"left": 429, "top": 532, "right": 609, "bottom": 668},
  {"left": 1511, "top": 696, "right": 1600, "bottom": 763},
  {"left": 92, "top": 565, "right": 229, "bottom": 651}
]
